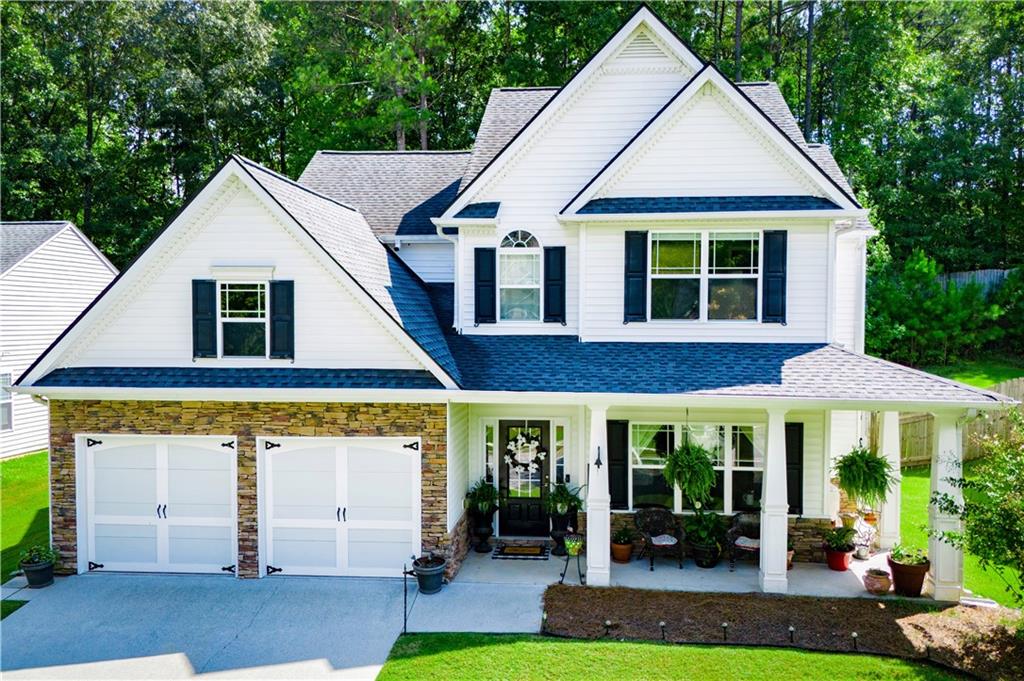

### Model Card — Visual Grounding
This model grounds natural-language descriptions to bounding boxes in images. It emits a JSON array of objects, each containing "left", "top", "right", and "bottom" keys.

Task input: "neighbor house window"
[
  {"left": 0, "top": 373, "right": 12, "bottom": 431},
  {"left": 220, "top": 282, "right": 267, "bottom": 357},
  {"left": 498, "top": 230, "right": 541, "bottom": 321},
  {"left": 649, "top": 231, "right": 761, "bottom": 321},
  {"left": 629, "top": 424, "right": 675, "bottom": 509}
]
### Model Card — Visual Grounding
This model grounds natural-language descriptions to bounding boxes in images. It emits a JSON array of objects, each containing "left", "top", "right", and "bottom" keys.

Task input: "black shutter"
[
  {"left": 191, "top": 280, "right": 217, "bottom": 358},
  {"left": 474, "top": 248, "right": 497, "bottom": 324},
  {"left": 269, "top": 280, "right": 295, "bottom": 359},
  {"left": 607, "top": 420, "right": 629, "bottom": 510},
  {"left": 785, "top": 422, "right": 804, "bottom": 515},
  {"left": 543, "top": 246, "right": 566, "bottom": 324},
  {"left": 762, "top": 230, "right": 787, "bottom": 323},
  {"left": 623, "top": 231, "right": 648, "bottom": 322}
]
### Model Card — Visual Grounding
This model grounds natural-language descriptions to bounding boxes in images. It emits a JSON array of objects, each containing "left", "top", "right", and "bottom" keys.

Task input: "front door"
[{"left": 498, "top": 420, "right": 550, "bottom": 536}]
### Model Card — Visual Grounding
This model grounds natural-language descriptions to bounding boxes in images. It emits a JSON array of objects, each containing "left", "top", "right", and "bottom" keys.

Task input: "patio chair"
[
  {"left": 725, "top": 512, "right": 760, "bottom": 571},
  {"left": 634, "top": 507, "right": 685, "bottom": 571}
]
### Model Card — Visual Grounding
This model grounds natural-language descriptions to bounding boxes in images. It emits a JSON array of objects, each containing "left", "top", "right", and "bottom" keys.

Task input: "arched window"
[{"left": 498, "top": 230, "right": 541, "bottom": 321}]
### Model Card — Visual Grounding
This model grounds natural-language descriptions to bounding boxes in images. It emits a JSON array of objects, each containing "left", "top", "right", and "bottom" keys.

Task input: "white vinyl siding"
[
  {"left": 447, "top": 403, "right": 470, "bottom": 532},
  {"left": 394, "top": 241, "right": 454, "bottom": 283},
  {"left": 0, "top": 227, "right": 115, "bottom": 458},
  {"left": 833, "top": 234, "right": 865, "bottom": 351}
]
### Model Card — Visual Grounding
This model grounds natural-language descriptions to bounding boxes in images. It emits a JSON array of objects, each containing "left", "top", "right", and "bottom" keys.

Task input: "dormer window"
[
  {"left": 498, "top": 230, "right": 541, "bottom": 321},
  {"left": 220, "top": 282, "right": 267, "bottom": 357}
]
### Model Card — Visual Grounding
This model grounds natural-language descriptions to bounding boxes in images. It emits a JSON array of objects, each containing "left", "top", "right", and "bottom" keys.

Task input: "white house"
[
  {"left": 14, "top": 7, "right": 1013, "bottom": 601},
  {"left": 1, "top": 221, "right": 116, "bottom": 458}
]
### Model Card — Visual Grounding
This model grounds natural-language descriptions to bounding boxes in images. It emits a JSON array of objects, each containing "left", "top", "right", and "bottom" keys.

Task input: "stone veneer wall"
[{"left": 49, "top": 400, "right": 455, "bottom": 578}]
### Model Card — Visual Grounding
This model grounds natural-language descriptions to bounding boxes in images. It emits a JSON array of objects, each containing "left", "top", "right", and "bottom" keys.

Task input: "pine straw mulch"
[{"left": 543, "top": 585, "right": 1023, "bottom": 680}]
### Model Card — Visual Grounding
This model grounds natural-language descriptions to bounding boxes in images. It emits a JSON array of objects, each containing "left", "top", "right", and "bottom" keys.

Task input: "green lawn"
[
  {"left": 378, "top": 634, "right": 958, "bottom": 681},
  {"left": 901, "top": 461, "right": 1017, "bottom": 608},
  {"left": 921, "top": 355, "right": 1024, "bottom": 388},
  {"left": 1, "top": 600, "right": 26, "bottom": 620},
  {"left": 1, "top": 450, "right": 50, "bottom": 583}
]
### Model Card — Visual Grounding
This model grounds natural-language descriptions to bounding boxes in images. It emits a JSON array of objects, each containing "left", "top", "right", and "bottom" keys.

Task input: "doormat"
[{"left": 491, "top": 544, "right": 550, "bottom": 560}]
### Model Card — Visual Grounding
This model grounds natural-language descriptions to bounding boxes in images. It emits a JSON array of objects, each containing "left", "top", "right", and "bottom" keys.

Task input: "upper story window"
[
  {"left": 649, "top": 231, "right": 760, "bottom": 322},
  {"left": 0, "top": 372, "right": 12, "bottom": 431},
  {"left": 220, "top": 282, "right": 267, "bottom": 357},
  {"left": 499, "top": 230, "right": 541, "bottom": 321}
]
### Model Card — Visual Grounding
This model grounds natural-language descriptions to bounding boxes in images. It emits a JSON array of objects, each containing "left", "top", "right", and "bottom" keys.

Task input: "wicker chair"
[
  {"left": 634, "top": 507, "right": 685, "bottom": 571},
  {"left": 725, "top": 512, "right": 761, "bottom": 571}
]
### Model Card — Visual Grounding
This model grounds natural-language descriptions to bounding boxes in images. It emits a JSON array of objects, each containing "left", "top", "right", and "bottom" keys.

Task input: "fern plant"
[
  {"left": 834, "top": 445, "right": 896, "bottom": 510},
  {"left": 663, "top": 438, "right": 716, "bottom": 510}
]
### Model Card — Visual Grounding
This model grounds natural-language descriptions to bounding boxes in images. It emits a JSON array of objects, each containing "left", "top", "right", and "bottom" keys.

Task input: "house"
[
  {"left": 13, "top": 7, "right": 1013, "bottom": 600},
  {"left": 1, "top": 221, "right": 116, "bottom": 458}
]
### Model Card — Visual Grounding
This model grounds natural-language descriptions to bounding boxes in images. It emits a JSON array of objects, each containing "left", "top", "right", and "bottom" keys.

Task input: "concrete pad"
[{"left": 406, "top": 582, "right": 544, "bottom": 633}]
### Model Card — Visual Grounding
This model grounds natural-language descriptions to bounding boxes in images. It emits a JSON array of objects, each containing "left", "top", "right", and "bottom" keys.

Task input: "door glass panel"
[
  {"left": 273, "top": 527, "right": 337, "bottom": 568},
  {"left": 506, "top": 425, "right": 543, "bottom": 498},
  {"left": 168, "top": 525, "right": 232, "bottom": 565},
  {"left": 346, "top": 446, "right": 412, "bottom": 523},
  {"left": 92, "top": 444, "right": 157, "bottom": 517},
  {"left": 272, "top": 446, "right": 336, "bottom": 521},
  {"left": 347, "top": 528, "right": 411, "bottom": 571},
  {"left": 167, "top": 445, "right": 232, "bottom": 518},
  {"left": 94, "top": 523, "right": 158, "bottom": 564}
]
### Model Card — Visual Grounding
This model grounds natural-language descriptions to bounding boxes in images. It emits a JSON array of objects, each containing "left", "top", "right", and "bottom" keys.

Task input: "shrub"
[
  {"left": 889, "top": 544, "right": 929, "bottom": 566},
  {"left": 19, "top": 544, "right": 57, "bottom": 565},
  {"left": 991, "top": 268, "right": 1024, "bottom": 355},
  {"left": 612, "top": 527, "right": 635, "bottom": 545}
]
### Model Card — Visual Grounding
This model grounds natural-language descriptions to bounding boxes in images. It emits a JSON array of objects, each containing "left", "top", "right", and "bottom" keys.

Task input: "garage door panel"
[
  {"left": 272, "top": 527, "right": 338, "bottom": 569},
  {"left": 167, "top": 469, "right": 233, "bottom": 518},
  {"left": 94, "top": 524, "right": 159, "bottom": 565},
  {"left": 346, "top": 529, "right": 412, "bottom": 570},
  {"left": 168, "top": 525, "right": 233, "bottom": 566},
  {"left": 345, "top": 447, "right": 413, "bottom": 523}
]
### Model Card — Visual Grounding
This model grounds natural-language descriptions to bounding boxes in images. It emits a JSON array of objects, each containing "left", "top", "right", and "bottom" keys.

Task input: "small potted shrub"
[
  {"left": 685, "top": 505, "right": 724, "bottom": 568},
  {"left": 411, "top": 553, "right": 446, "bottom": 595},
  {"left": 545, "top": 483, "right": 583, "bottom": 556},
  {"left": 822, "top": 526, "right": 856, "bottom": 571},
  {"left": 834, "top": 445, "right": 896, "bottom": 522},
  {"left": 465, "top": 478, "right": 500, "bottom": 553},
  {"left": 611, "top": 526, "right": 634, "bottom": 563},
  {"left": 863, "top": 567, "right": 892, "bottom": 595},
  {"left": 19, "top": 544, "right": 57, "bottom": 589},
  {"left": 888, "top": 544, "right": 930, "bottom": 597}
]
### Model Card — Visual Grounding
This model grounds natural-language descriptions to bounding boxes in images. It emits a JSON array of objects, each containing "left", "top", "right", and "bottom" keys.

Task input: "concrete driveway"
[{"left": 0, "top": 572, "right": 543, "bottom": 680}]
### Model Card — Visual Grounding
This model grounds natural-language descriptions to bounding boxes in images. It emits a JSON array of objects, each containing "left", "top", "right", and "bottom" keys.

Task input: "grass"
[
  {"left": 901, "top": 460, "right": 1017, "bottom": 608},
  {"left": 921, "top": 355, "right": 1024, "bottom": 388},
  {"left": 378, "top": 633, "right": 959, "bottom": 681},
  {"left": 1, "top": 600, "right": 26, "bottom": 620},
  {"left": 1, "top": 450, "right": 50, "bottom": 583}
]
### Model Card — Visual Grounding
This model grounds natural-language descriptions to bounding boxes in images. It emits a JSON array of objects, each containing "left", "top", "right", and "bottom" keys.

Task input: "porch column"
[
  {"left": 928, "top": 412, "right": 964, "bottom": 601},
  {"left": 585, "top": 404, "right": 611, "bottom": 586},
  {"left": 759, "top": 408, "right": 789, "bottom": 593},
  {"left": 878, "top": 411, "right": 902, "bottom": 549}
]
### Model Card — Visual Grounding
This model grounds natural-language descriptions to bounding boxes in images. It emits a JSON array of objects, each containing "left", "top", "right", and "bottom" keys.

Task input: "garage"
[
  {"left": 82, "top": 435, "right": 237, "bottom": 574},
  {"left": 259, "top": 436, "right": 421, "bottom": 577}
]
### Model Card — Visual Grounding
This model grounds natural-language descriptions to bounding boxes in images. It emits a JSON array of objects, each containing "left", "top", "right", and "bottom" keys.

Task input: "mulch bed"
[{"left": 543, "top": 585, "right": 1023, "bottom": 680}]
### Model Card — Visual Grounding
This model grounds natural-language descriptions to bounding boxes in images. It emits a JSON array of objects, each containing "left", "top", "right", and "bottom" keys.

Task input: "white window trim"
[
  {"left": 497, "top": 232, "right": 543, "bottom": 323},
  {"left": 217, "top": 281, "right": 270, "bottom": 359},
  {"left": 646, "top": 230, "right": 764, "bottom": 323},
  {"left": 0, "top": 369, "right": 13, "bottom": 432}
]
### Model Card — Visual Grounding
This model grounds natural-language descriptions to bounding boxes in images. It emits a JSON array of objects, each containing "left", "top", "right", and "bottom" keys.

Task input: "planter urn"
[
  {"left": 470, "top": 508, "right": 496, "bottom": 553},
  {"left": 412, "top": 555, "right": 447, "bottom": 595},
  {"left": 863, "top": 570, "right": 892, "bottom": 595},
  {"left": 611, "top": 542, "right": 633, "bottom": 564},
  {"left": 20, "top": 560, "right": 54, "bottom": 589},
  {"left": 888, "top": 556, "right": 930, "bottom": 597},
  {"left": 549, "top": 511, "right": 575, "bottom": 557}
]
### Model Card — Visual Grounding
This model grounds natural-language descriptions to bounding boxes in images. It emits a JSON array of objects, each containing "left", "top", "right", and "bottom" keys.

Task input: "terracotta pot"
[
  {"left": 611, "top": 542, "right": 633, "bottom": 564},
  {"left": 824, "top": 547, "right": 853, "bottom": 571},
  {"left": 863, "top": 511, "right": 878, "bottom": 525},
  {"left": 888, "top": 556, "right": 930, "bottom": 597},
  {"left": 863, "top": 570, "right": 892, "bottom": 595}
]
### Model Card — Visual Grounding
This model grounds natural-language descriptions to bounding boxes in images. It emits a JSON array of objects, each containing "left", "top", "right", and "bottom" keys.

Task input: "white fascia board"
[
  {"left": 441, "top": 7, "right": 703, "bottom": 219},
  {"left": 430, "top": 217, "right": 499, "bottom": 230},
  {"left": 558, "top": 209, "right": 867, "bottom": 224},
  {"left": 563, "top": 67, "right": 860, "bottom": 215},
  {"left": 14, "top": 385, "right": 1012, "bottom": 412}
]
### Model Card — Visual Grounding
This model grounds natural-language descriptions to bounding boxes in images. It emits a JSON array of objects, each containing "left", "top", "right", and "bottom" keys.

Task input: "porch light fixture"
[
  {"left": 594, "top": 446, "right": 603, "bottom": 470},
  {"left": 788, "top": 625, "right": 795, "bottom": 643},
  {"left": 659, "top": 621, "right": 667, "bottom": 640},
  {"left": 604, "top": 619, "right": 612, "bottom": 637}
]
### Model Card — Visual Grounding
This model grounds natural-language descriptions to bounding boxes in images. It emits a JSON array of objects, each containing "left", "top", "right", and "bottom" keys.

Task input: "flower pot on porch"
[
  {"left": 824, "top": 547, "right": 853, "bottom": 572},
  {"left": 690, "top": 542, "right": 720, "bottom": 569},
  {"left": 549, "top": 511, "right": 575, "bottom": 557},
  {"left": 470, "top": 508, "right": 496, "bottom": 553},
  {"left": 611, "top": 542, "right": 633, "bottom": 563},
  {"left": 888, "top": 556, "right": 930, "bottom": 597},
  {"left": 863, "top": 568, "right": 892, "bottom": 595},
  {"left": 19, "top": 560, "right": 54, "bottom": 589},
  {"left": 412, "top": 555, "right": 447, "bottom": 595}
]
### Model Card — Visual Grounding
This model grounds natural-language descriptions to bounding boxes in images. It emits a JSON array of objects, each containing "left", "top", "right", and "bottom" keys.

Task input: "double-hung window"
[
  {"left": 708, "top": 232, "right": 759, "bottom": 320},
  {"left": 498, "top": 230, "right": 541, "bottom": 321},
  {"left": 651, "top": 233, "right": 701, "bottom": 320},
  {"left": 220, "top": 282, "right": 267, "bottom": 357},
  {"left": 629, "top": 424, "right": 675, "bottom": 509},
  {"left": 0, "top": 373, "right": 12, "bottom": 431}
]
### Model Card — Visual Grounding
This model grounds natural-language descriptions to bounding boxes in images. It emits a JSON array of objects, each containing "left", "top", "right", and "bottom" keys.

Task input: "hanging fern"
[
  {"left": 834, "top": 446, "right": 896, "bottom": 509},
  {"left": 663, "top": 439, "right": 716, "bottom": 510}
]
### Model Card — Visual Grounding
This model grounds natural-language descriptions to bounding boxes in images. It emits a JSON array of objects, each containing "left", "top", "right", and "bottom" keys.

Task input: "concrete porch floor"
[{"left": 457, "top": 547, "right": 894, "bottom": 598}]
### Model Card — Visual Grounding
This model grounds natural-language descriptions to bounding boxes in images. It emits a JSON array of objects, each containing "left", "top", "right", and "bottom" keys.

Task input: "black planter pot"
[
  {"left": 412, "top": 555, "right": 447, "bottom": 595},
  {"left": 549, "top": 511, "right": 575, "bottom": 556},
  {"left": 21, "top": 560, "right": 54, "bottom": 589},
  {"left": 690, "top": 543, "right": 721, "bottom": 569},
  {"left": 470, "top": 509, "right": 496, "bottom": 553}
]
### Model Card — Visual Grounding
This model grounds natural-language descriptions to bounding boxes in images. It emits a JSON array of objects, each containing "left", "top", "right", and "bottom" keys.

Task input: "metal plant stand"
[{"left": 559, "top": 533, "right": 585, "bottom": 585}]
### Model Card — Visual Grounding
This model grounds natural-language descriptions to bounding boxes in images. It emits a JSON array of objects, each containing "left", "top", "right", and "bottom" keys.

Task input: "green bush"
[{"left": 992, "top": 268, "right": 1024, "bottom": 355}]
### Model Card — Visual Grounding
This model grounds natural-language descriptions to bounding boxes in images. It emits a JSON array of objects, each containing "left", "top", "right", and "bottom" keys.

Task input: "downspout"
[{"left": 435, "top": 223, "right": 460, "bottom": 333}]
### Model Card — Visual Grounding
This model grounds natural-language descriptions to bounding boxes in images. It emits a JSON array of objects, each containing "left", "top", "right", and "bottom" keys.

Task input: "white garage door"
[
  {"left": 83, "top": 435, "right": 237, "bottom": 574},
  {"left": 261, "top": 437, "right": 421, "bottom": 577}
]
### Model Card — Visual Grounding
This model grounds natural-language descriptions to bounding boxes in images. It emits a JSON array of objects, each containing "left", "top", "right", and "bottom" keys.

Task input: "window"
[
  {"left": 220, "top": 282, "right": 267, "bottom": 357},
  {"left": 499, "top": 230, "right": 541, "bottom": 321},
  {"left": 554, "top": 424, "right": 566, "bottom": 484},
  {"left": 484, "top": 423, "right": 495, "bottom": 484},
  {"left": 0, "top": 373, "right": 12, "bottom": 431},
  {"left": 648, "top": 231, "right": 761, "bottom": 321},
  {"left": 629, "top": 424, "right": 675, "bottom": 509}
]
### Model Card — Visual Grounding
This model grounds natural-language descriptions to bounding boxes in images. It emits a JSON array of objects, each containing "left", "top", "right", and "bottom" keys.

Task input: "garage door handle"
[
  {"left": 336, "top": 507, "right": 341, "bottom": 522},
  {"left": 343, "top": 507, "right": 346, "bottom": 522},
  {"left": 161, "top": 504, "right": 167, "bottom": 518}
]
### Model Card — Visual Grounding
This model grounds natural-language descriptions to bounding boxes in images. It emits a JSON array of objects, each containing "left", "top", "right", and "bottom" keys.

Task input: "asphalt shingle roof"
[
  {"left": 578, "top": 196, "right": 840, "bottom": 214},
  {"left": 453, "top": 202, "right": 501, "bottom": 219},
  {"left": 35, "top": 367, "right": 443, "bottom": 390},
  {"left": 297, "top": 151, "right": 469, "bottom": 237},
  {"left": 1, "top": 221, "right": 69, "bottom": 274}
]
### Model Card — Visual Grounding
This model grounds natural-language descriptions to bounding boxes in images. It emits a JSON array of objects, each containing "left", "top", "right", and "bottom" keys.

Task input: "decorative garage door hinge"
[
  {"left": 264, "top": 441, "right": 281, "bottom": 450},
  {"left": 221, "top": 564, "right": 236, "bottom": 574},
  {"left": 86, "top": 438, "right": 103, "bottom": 447},
  {"left": 266, "top": 565, "right": 282, "bottom": 576},
  {"left": 403, "top": 441, "right": 419, "bottom": 451},
  {"left": 220, "top": 441, "right": 235, "bottom": 449},
  {"left": 88, "top": 561, "right": 104, "bottom": 571}
]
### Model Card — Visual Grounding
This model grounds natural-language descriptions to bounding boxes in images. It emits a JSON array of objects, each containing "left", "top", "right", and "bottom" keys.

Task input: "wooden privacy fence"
[
  {"left": 893, "top": 378, "right": 1023, "bottom": 467},
  {"left": 938, "top": 268, "right": 1015, "bottom": 295}
]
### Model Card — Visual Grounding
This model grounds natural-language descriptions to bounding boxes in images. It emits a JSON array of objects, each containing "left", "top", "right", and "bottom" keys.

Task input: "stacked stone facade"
[{"left": 49, "top": 399, "right": 460, "bottom": 578}]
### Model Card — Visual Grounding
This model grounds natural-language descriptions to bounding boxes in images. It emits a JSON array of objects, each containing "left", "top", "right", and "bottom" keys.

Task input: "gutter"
[{"left": 558, "top": 209, "right": 870, "bottom": 224}]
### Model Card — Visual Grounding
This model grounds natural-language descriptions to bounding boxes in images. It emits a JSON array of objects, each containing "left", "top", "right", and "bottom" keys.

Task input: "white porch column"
[
  {"left": 928, "top": 412, "right": 964, "bottom": 601},
  {"left": 759, "top": 408, "right": 789, "bottom": 593},
  {"left": 585, "top": 404, "right": 611, "bottom": 586},
  {"left": 878, "top": 411, "right": 902, "bottom": 549}
]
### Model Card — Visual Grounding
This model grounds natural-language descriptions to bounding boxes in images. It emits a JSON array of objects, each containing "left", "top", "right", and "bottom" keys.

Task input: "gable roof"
[
  {"left": 1, "top": 221, "right": 115, "bottom": 276},
  {"left": 298, "top": 151, "right": 469, "bottom": 237}
]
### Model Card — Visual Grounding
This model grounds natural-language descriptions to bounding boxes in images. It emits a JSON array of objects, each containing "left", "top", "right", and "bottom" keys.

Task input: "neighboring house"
[
  {"left": 14, "top": 8, "right": 1013, "bottom": 600},
  {"left": 1, "top": 221, "right": 116, "bottom": 458}
]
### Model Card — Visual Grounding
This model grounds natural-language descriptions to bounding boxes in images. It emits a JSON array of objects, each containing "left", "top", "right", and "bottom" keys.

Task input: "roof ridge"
[
  {"left": 495, "top": 86, "right": 560, "bottom": 92},
  {"left": 316, "top": 150, "right": 471, "bottom": 156},
  {"left": 233, "top": 155, "right": 361, "bottom": 214},
  {"left": 736, "top": 81, "right": 773, "bottom": 86},
  {"left": 1, "top": 220, "right": 72, "bottom": 226}
]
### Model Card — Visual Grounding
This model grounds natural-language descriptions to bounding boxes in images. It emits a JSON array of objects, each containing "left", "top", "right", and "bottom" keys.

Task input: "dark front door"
[{"left": 498, "top": 420, "right": 550, "bottom": 536}]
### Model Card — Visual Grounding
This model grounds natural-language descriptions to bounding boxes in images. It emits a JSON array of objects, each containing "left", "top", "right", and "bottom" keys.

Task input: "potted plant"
[
  {"left": 545, "top": 483, "right": 583, "bottom": 556},
  {"left": 863, "top": 567, "right": 892, "bottom": 595},
  {"left": 19, "top": 544, "right": 57, "bottom": 589},
  {"left": 822, "top": 526, "right": 856, "bottom": 571},
  {"left": 465, "top": 478, "right": 500, "bottom": 553},
  {"left": 663, "top": 436, "right": 720, "bottom": 569},
  {"left": 787, "top": 537, "right": 795, "bottom": 570},
  {"left": 611, "top": 526, "right": 634, "bottom": 563},
  {"left": 685, "top": 505, "right": 724, "bottom": 568},
  {"left": 888, "top": 544, "right": 930, "bottom": 597},
  {"left": 834, "top": 445, "right": 897, "bottom": 522},
  {"left": 411, "top": 553, "right": 446, "bottom": 595}
]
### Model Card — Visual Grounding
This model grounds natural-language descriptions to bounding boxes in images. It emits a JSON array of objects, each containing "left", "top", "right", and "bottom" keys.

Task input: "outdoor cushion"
[
  {"left": 650, "top": 534, "right": 678, "bottom": 547},
  {"left": 734, "top": 536, "right": 760, "bottom": 550}
]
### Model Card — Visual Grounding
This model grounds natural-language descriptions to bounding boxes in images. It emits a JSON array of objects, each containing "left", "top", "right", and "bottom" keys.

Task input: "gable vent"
[{"left": 618, "top": 32, "right": 666, "bottom": 60}]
